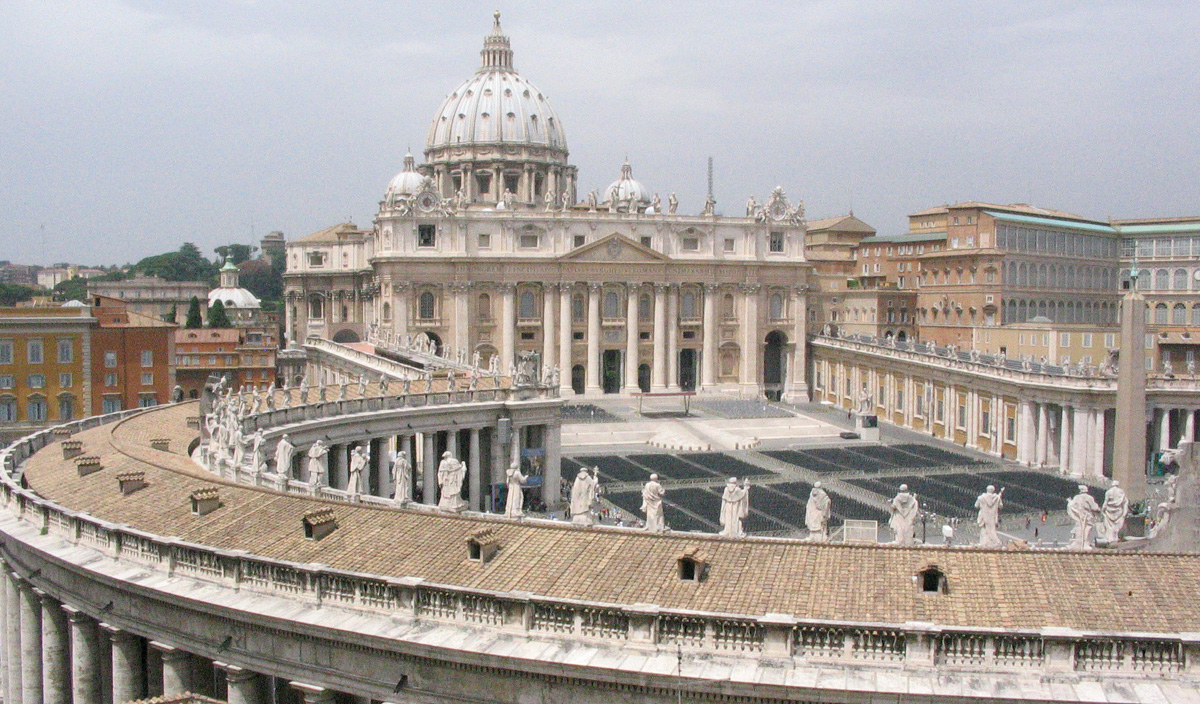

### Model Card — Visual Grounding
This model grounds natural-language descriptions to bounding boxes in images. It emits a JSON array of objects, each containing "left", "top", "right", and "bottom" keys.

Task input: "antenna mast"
[{"left": 707, "top": 157, "right": 714, "bottom": 199}]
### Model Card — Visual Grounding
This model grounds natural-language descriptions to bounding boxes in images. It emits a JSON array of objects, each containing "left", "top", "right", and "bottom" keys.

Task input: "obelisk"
[{"left": 1112, "top": 272, "right": 1148, "bottom": 504}]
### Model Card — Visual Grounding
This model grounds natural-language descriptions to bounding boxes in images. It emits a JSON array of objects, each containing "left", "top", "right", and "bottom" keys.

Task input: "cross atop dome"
[{"left": 481, "top": 10, "right": 513, "bottom": 71}]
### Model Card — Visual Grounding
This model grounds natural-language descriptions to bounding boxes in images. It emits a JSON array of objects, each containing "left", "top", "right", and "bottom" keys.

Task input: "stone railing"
[{"left": 2, "top": 416, "right": 1198, "bottom": 677}]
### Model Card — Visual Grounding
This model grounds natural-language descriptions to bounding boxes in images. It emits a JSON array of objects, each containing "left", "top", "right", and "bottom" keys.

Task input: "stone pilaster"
[{"left": 64, "top": 607, "right": 100, "bottom": 704}]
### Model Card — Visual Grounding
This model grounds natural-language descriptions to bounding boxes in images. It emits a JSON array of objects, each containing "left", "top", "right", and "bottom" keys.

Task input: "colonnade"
[
  {"left": 1015, "top": 401, "right": 1109, "bottom": 478},
  {"left": 1154, "top": 407, "right": 1200, "bottom": 455}
]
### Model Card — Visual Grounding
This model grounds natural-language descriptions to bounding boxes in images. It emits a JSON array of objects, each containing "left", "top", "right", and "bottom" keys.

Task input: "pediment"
[{"left": 558, "top": 233, "right": 671, "bottom": 263}]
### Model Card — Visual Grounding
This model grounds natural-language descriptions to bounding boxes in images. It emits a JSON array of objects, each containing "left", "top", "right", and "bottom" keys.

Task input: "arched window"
[
  {"left": 603, "top": 291, "right": 620, "bottom": 318},
  {"left": 518, "top": 290, "right": 536, "bottom": 319},
  {"left": 1155, "top": 303, "right": 1168, "bottom": 325},
  {"left": 1193, "top": 304, "right": 1200, "bottom": 325},
  {"left": 1038, "top": 264, "right": 1047, "bottom": 288},
  {"left": 572, "top": 294, "right": 585, "bottom": 322},
  {"left": 1156, "top": 269, "right": 1170, "bottom": 291},
  {"left": 418, "top": 291, "right": 436, "bottom": 320},
  {"left": 308, "top": 295, "right": 324, "bottom": 319},
  {"left": 1175, "top": 269, "right": 1189, "bottom": 290},
  {"left": 477, "top": 293, "right": 492, "bottom": 321},
  {"left": 680, "top": 291, "right": 696, "bottom": 319},
  {"left": 723, "top": 293, "right": 735, "bottom": 319},
  {"left": 769, "top": 293, "right": 784, "bottom": 320},
  {"left": 1174, "top": 303, "right": 1187, "bottom": 325},
  {"left": 382, "top": 302, "right": 391, "bottom": 321}
]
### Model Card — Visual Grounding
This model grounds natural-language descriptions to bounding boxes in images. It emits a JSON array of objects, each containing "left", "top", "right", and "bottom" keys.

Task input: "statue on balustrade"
[
  {"left": 1098, "top": 480, "right": 1129, "bottom": 544},
  {"left": 1067, "top": 485, "right": 1101, "bottom": 550},
  {"left": 805, "top": 482, "right": 831, "bottom": 542},
  {"left": 306, "top": 441, "right": 329, "bottom": 487},
  {"left": 299, "top": 378, "right": 309, "bottom": 402},
  {"left": 348, "top": 446, "right": 368, "bottom": 497},
  {"left": 857, "top": 385, "right": 873, "bottom": 416},
  {"left": 379, "top": 374, "right": 390, "bottom": 395},
  {"left": 641, "top": 474, "right": 666, "bottom": 533},
  {"left": 230, "top": 423, "right": 246, "bottom": 468},
  {"left": 667, "top": 192, "right": 678, "bottom": 214},
  {"left": 975, "top": 485, "right": 1005, "bottom": 548},
  {"left": 338, "top": 380, "right": 350, "bottom": 400},
  {"left": 544, "top": 188, "right": 556, "bottom": 212},
  {"left": 357, "top": 375, "right": 367, "bottom": 397},
  {"left": 274, "top": 434, "right": 295, "bottom": 477},
  {"left": 702, "top": 193, "right": 716, "bottom": 216},
  {"left": 318, "top": 385, "right": 328, "bottom": 403},
  {"left": 390, "top": 449, "right": 411, "bottom": 505},
  {"left": 401, "top": 376, "right": 411, "bottom": 394},
  {"left": 587, "top": 190, "right": 598, "bottom": 212},
  {"left": 437, "top": 451, "right": 468, "bottom": 512},
  {"left": 889, "top": 484, "right": 920, "bottom": 546},
  {"left": 571, "top": 467, "right": 600, "bottom": 526},
  {"left": 248, "top": 429, "right": 265, "bottom": 475},
  {"left": 719, "top": 477, "right": 750, "bottom": 538},
  {"left": 505, "top": 461, "right": 527, "bottom": 518},
  {"left": 265, "top": 386, "right": 277, "bottom": 412}
]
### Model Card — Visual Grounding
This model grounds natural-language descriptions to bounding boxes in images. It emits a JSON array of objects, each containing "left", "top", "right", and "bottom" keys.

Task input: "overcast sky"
[{"left": 2, "top": 1, "right": 1198, "bottom": 266}]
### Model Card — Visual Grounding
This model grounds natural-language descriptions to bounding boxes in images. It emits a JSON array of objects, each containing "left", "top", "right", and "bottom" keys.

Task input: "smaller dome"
[
  {"left": 604, "top": 161, "right": 651, "bottom": 204},
  {"left": 386, "top": 153, "right": 425, "bottom": 197}
]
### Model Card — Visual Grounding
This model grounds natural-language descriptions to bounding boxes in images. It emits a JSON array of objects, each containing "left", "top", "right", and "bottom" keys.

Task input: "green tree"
[
  {"left": 214, "top": 244, "right": 258, "bottom": 266},
  {"left": 207, "top": 299, "right": 232, "bottom": 328},
  {"left": 237, "top": 258, "right": 283, "bottom": 303},
  {"left": 0, "top": 283, "right": 36, "bottom": 307},
  {"left": 52, "top": 277, "right": 89, "bottom": 303},
  {"left": 136, "top": 242, "right": 217, "bottom": 282},
  {"left": 163, "top": 304, "right": 178, "bottom": 324},
  {"left": 185, "top": 296, "right": 204, "bottom": 328}
]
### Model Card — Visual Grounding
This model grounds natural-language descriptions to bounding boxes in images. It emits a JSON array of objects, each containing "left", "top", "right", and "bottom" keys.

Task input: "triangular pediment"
[{"left": 558, "top": 233, "right": 671, "bottom": 263}]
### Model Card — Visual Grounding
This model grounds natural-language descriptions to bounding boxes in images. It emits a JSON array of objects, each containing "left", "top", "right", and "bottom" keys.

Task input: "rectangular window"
[
  {"left": 105, "top": 373, "right": 118, "bottom": 387},
  {"left": 1060, "top": 333, "right": 1070, "bottom": 347},
  {"left": 957, "top": 399, "right": 967, "bottom": 429},
  {"left": 572, "top": 235, "right": 585, "bottom": 248},
  {"left": 141, "top": 350, "right": 153, "bottom": 367},
  {"left": 138, "top": 394, "right": 158, "bottom": 408},
  {"left": 58, "top": 396, "right": 74, "bottom": 421},
  {"left": 417, "top": 224, "right": 437, "bottom": 248},
  {"left": 478, "top": 233, "right": 491, "bottom": 249},
  {"left": 1105, "top": 333, "right": 1116, "bottom": 348},
  {"left": 307, "top": 251, "right": 326, "bottom": 267},
  {"left": 769, "top": 231, "right": 785, "bottom": 253},
  {"left": 682, "top": 237, "right": 699, "bottom": 251},
  {"left": 28, "top": 399, "right": 46, "bottom": 421},
  {"left": 141, "top": 372, "right": 154, "bottom": 386},
  {"left": 0, "top": 374, "right": 12, "bottom": 389},
  {"left": 105, "top": 351, "right": 117, "bottom": 368},
  {"left": 1082, "top": 333, "right": 1093, "bottom": 348},
  {"left": 724, "top": 238, "right": 735, "bottom": 253},
  {"left": 0, "top": 340, "right": 11, "bottom": 365},
  {"left": 0, "top": 400, "right": 16, "bottom": 422},
  {"left": 57, "top": 339, "right": 73, "bottom": 363},
  {"left": 640, "top": 236, "right": 653, "bottom": 248},
  {"left": 27, "top": 374, "right": 45, "bottom": 389},
  {"left": 1006, "top": 414, "right": 1016, "bottom": 442},
  {"left": 519, "top": 233, "right": 540, "bottom": 249},
  {"left": 27, "top": 339, "right": 43, "bottom": 364},
  {"left": 60, "top": 373, "right": 72, "bottom": 388},
  {"left": 102, "top": 397, "right": 121, "bottom": 414}
]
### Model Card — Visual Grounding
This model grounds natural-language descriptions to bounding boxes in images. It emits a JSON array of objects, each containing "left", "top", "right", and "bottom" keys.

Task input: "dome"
[
  {"left": 604, "top": 161, "right": 651, "bottom": 204},
  {"left": 208, "top": 261, "right": 261, "bottom": 310},
  {"left": 425, "top": 13, "right": 567, "bottom": 154},
  {"left": 385, "top": 153, "right": 426, "bottom": 198}
]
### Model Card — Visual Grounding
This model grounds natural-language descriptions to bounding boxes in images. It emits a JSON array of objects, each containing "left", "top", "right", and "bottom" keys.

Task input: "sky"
[{"left": 1, "top": 0, "right": 1198, "bottom": 266}]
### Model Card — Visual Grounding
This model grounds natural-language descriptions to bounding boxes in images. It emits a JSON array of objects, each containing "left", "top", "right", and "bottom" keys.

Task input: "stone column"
[
  {"left": 585, "top": 283, "right": 602, "bottom": 394},
  {"left": 1036, "top": 403, "right": 1049, "bottom": 466},
  {"left": 541, "top": 285, "right": 557, "bottom": 374},
  {"left": 370, "top": 438, "right": 388, "bottom": 497},
  {"left": 105, "top": 626, "right": 143, "bottom": 704},
  {"left": 18, "top": 583, "right": 42, "bottom": 704},
  {"left": 452, "top": 283, "right": 470, "bottom": 356},
  {"left": 543, "top": 423, "right": 562, "bottom": 512},
  {"left": 651, "top": 284, "right": 667, "bottom": 391},
  {"left": 149, "top": 642, "right": 188, "bottom": 697},
  {"left": 4, "top": 571, "right": 19, "bottom": 704},
  {"left": 666, "top": 285, "right": 680, "bottom": 390},
  {"left": 65, "top": 608, "right": 99, "bottom": 704},
  {"left": 624, "top": 284, "right": 640, "bottom": 392},
  {"left": 490, "top": 424, "right": 506, "bottom": 511},
  {"left": 739, "top": 285, "right": 760, "bottom": 396},
  {"left": 701, "top": 284, "right": 717, "bottom": 389},
  {"left": 1159, "top": 408, "right": 1173, "bottom": 451},
  {"left": 216, "top": 662, "right": 258, "bottom": 704},
  {"left": 394, "top": 283, "right": 409, "bottom": 340},
  {"left": 422, "top": 433, "right": 437, "bottom": 507},
  {"left": 1059, "top": 406, "right": 1071, "bottom": 472},
  {"left": 39, "top": 593, "right": 67, "bottom": 704},
  {"left": 500, "top": 284, "right": 516, "bottom": 375},
  {"left": 0, "top": 564, "right": 8, "bottom": 704},
  {"left": 965, "top": 389, "right": 978, "bottom": 449},
  {"left": 1186, "top": 409, "right": 1197, "bottom": 444},
  {"left": 786, "top": 286, "right": 808, "bottom": 402},
  {"left": 468, "top": 428, "right": 482, "bottom": 512},
  {"left": 558, "top": 284, "right": 573, "bottom": 395},
  {"left": 1092, "top": 410, "right": 1107, "bottom": 478},
  {"left": 1071, "top": 406, "right": 1090, "bottom": 476},
  {"left": 1016, "top": 400, "right": 1034, "bottom": 465}
]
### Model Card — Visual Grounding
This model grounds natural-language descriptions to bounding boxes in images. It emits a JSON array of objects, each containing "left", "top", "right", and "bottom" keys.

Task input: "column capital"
[
  {"left": 739, "top": 283, "right": 762, "bottom": 294},
  {"left": 654, "top": 283, "right": 670, "bottom": 294},
  {"left": 149, "top": 640, "right": 187, "bottom": 660},
  {"left": 704, "top": 283, "right": 720, "bottom": 294},
  {"left": 627, "top": 282, "right": 642, "bottom": 292},
  {"left": 214, "top": 661, "right": 256, "bottom": 683},
  {"left": 587, "top": 282, "right": 604, "bottom": 293},
  {"left": 291, "top": 682, "right": 335, "bottom": 704},
  {"left": 99, "top": 622, "right": 135, "bottom": 643}
]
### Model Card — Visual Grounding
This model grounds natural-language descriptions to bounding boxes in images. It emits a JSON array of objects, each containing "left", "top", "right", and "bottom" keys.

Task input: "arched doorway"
[
  {"left": 602, "top": 350, "right": 622, "bottom": 394},
  {"left": 571, "top": 365, "right": 585, "bottom": 395},
  {"left": 424, "top": 331, "right": 443, "bottom": 356},
  {"left": 678, "top": 349, "right": 698, "bottom": 391},
  {"left": 638, "top": 363, "right": 651, "bottom": 393},
  {"left": 332, "top": 329, "right": 361, "bottom": 343},
  {"left": 897, "top": 330, "right": 908, "bottom": 342},
  {"left": 763, "top": 331, "right": 787, "bottom": 402}
]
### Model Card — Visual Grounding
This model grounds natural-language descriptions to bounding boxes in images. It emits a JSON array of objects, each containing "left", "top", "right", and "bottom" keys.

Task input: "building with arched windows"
[{"left": 284, "top": 14, "right": 812, "bottom": 402}]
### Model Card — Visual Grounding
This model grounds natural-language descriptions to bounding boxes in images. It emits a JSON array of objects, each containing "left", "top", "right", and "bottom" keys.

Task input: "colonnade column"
[
  {"left": 558, "top": 284, "right": 573, "bottom": 395},
  {"left": 739, "top": 285, "right": 760, "bottom": 396},
  {"left": 370, "top": 438, "right": 388, "bottom": 498},
  {"left": 1071, "top": 406, "right": 1090, "bottom": 476},
  {"left": 1186, "top": 410, "right": 1197, "bottom": 444},
  {"left": 1036, "top": 404, "right": 1049, "bottom": 466},
  {"left": 624, "top": 284, "right": 640, "bottom": 392},
  {"left": 542, "top": 285, "right": 557, "bottom": 374},
  {"left": 543, "top": 423, "right": 561, "bottom": 511},
  {"left": 500, "top": 284, "right": 516, "bottom": 375},
  {"left": 585, "top": 283, "right": 601, "bottom": 394},
  {"left": 788, "top": 286, "right": 808, "bottom": 401},
  {"left": 468, "top": 428, "right": 481, "bottom": 512},
  {"left": 651, "top": 284, "right": 667, "bottom": 391},
  {"left": 18, "top": 582, "right": 42, "bottom": 704},
  {"left": 422, "top": 433, "right": 437, "bottom": 507},
  {"left": 1059, "top": 407, "right": 1071, "bottom": 473},
  {"left": 666, "top": 285, "right": 679, "bottom": 390},
  {"left": 6, "top": 571, "right": 21, "bottom": 704},
  {"left": 104, "top": 625, "right": 143, "bottom": 704},
  {"left": 40, "top": 593, "right": 68, "bottom": 704},
  {"left": 1016, "top": 400, "right": 1034, "bottom": 465},
  {"left": 65, "top": 608, "right": 100, "bottom": 704},
  {"left": 1092, "top": 410, "right": 1107, "bottom": 478},
  {"left": 1159, "top": 408, "right": 1173, "bottom": 450},
  {"left": 216, "top": 662, "right": 258, "bottom": 704},
  {"left": 701, "top": 285, "right": 716, "bottom": 389},
  {"left": 150, "top": 642, "right": 188, "bottom": 697}
]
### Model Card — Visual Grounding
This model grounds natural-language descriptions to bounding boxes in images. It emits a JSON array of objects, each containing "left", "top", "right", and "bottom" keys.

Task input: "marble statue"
[
  {"left": 641, "top": 474, "right": 665, "bottom": 532},
  {"left": 306, "top": 441, "right": 329, "bottom": 487},
  {"left": 805, "top": 481, "right": 831, "bottom": 542},
  {"left": 586, "top": 190, "right": 598, "bottom": 211},
  {"left": 230, "top": 423, "right": 246, "bottom": 468},
  {"left": 274, "top": 434, "right": 295, "bottom": 476},
  {"left": 544, "top": 188, "right": 556, "bottom": 212},
  {"left": 745, "top": 195, "right": 758, "bottom": 217},
  {"left": 318, "top": 385, "right": 327, "bottom": 403},
  {"left": 570, "top": 467, "right": 599, "bottom": 526},
  {"left": 650, "top": 193, "right": 661, "bottom": 213},
  {"left": 667, "top": 192, "right": 678, "bottom": 214},
  {"left": 702, "top": 194, "right": 716, "bottom": 216},
  {"left": 504, "top": 461, "right": 526, "bottom": 518},
  {"left": 437, "top": 451, "right": 467, "bottom": 512},
  {"left": 338, "top": 381, "right": 349, "bottom": 400},
  {"left": 502, "top": 188, "right": 515, "bottom": 210},
  {"left": 249, "top": 430, "right": 266, "bottom": 474},
  {"left": 390, "top": 450, "right": 411, "bottom": 505},
  {"left": 453, "top": 188, "right": 465, "bottom": 210},
  {"left": 607, "top": 193, "right": 619, "bottom": 213},
  {"left": 857, "top": 385, "right": 873, "bottom": 415},
  {"left": 1189, "top": 358, "right": 1197, "bottom": 377},
  {"left": 1099, "top": 480, "right": 1129, "bottom": 543},
  {"left": 1067, "top": 485, "right": 1101, "bottom": 550},
  {"left": 379, "top": 374, "right": 390, "bottom": 395},
  {"left": 561, "top": 190, "right": 571, "bottom": 211},
  {"left": 347, "top": 446, "right": 368, "bottom": 497},
  {"left": 719, "top": 478, "right": 750, "bottom": 537},
  {"left": 401, "top": 376, "right": 411, "bottom": 394},
  {"left": 975, "top": 485, "right": 1005, "bottom": 548},
  {"left": 357, "top": 375, "right": 367, "bottom": 397},
  {"left": 265, "top": 389, "right": 276, "bottom": 412},
  {"left": 889, "top": 484, "right": 920, "bottom": 546},
  {"left": 172, "top": 384, "right": 184, "bottom": 403}
]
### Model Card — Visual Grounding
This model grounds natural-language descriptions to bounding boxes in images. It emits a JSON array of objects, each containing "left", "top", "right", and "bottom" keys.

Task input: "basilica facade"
[{"left": 284, "top": 13, "right": 812, "bottom": 401}]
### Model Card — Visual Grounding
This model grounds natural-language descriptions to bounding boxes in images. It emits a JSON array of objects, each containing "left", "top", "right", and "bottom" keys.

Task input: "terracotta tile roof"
[
  {"left": 21, "top": 403, "right": 1200, "bottom": 633},
  {"left": 294, "top": 222, "right": 363, "bottom": 243}
]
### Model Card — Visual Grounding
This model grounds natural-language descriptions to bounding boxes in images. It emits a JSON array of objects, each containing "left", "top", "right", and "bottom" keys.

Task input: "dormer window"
[
  {"left": 919, "top": 565, "right": 948, "bottom": 594},
  {"left": 676, "top": 548, "right": 708, "bottom": 582}
]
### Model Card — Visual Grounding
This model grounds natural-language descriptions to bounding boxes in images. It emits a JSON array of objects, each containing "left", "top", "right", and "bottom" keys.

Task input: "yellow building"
[{"left": 0, "top": 304, "right": 94, "bottom": 442}]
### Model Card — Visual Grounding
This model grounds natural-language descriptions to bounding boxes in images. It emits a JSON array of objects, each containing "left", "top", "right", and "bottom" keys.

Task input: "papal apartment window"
[
  {"left": 478, "top": 233, "right": 491, "bottom": 249},
  {"left": 105, "top": 351, "right": 118, "bottom": 368},
  {"left": 769, "top": 231, "right": 785, "bottom": 253},
  {"left": 519, "top": 233, "right": 540, "bottom": 249},
  {"left": 417, "top": 224, "right": 437, "bottom": 248},
  {"left": 0, "top": 340, "right": 11, "bottom": 365},
  {"left": 28, "top": 339, "right": 43, "bottom": 364},
  {"left": 57, "top": 339, "right": 73, "bottom": 363},
  {"left": 141, "top": 350, "right": 153, "bottom": 367}
]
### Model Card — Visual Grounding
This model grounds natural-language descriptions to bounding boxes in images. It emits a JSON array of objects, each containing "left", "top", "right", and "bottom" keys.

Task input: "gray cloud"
[{"left": 1, "top": 0, "right": 1197, "bottom": 265}]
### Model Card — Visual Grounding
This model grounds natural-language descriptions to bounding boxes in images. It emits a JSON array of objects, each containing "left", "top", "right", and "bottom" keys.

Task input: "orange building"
[
  {"left": 0, "top": 304, "right": 94, "bottom": 441},
  {"left": 174, "top": 327, "right": 279, "bottom": 399},
  {"left": 89, "top": 295, "right": 177, "bottom": 415}
]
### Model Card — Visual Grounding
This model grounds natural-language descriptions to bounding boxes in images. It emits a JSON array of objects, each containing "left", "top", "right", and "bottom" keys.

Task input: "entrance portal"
[
  {"left": 764, "top": 331, "right": 787, "bottom": 401},
  {"left": 679, "top": 349, "right": 698, "bottom": 392},
  {"left": 638, "top": 363, "right": 651, "bottom": 393},
  {"left": 602, "top": 350, "right": 622, "bottom": 394},
  {"left": 571, "top": 365, "right": 585, "bottom": 395}
]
